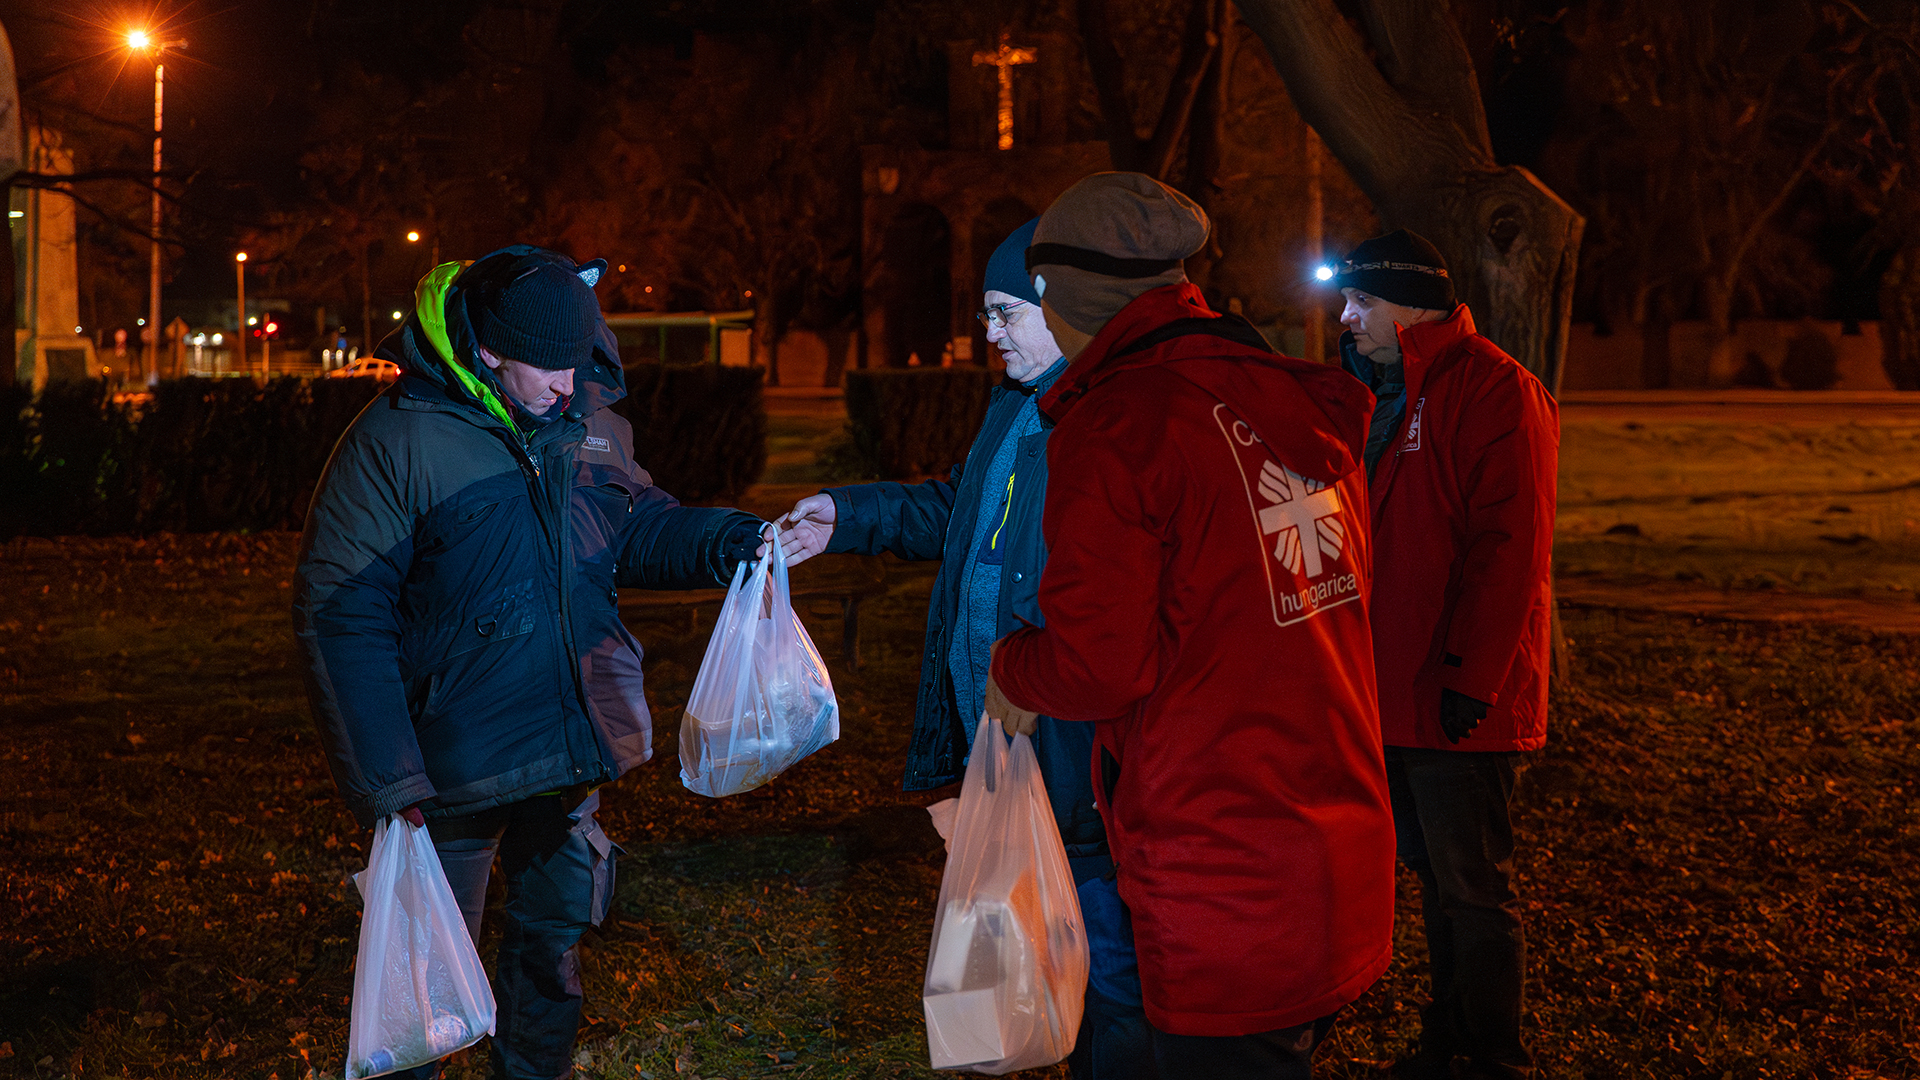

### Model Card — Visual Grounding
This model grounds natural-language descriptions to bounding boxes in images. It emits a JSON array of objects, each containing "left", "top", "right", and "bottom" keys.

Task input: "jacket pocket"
[{"left": 403, "top": 575, "right": 541, "bottom": 672}]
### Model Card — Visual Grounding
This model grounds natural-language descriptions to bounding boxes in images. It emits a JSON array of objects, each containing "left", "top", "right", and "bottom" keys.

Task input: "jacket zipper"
[
  {"left": 531, "top": 428, "right": 607, "bottom": 783},
  {"left": 504, "top": 425, "right": 604, "bottom": 782}
]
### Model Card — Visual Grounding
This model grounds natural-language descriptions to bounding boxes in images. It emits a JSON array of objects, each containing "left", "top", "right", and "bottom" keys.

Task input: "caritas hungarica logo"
[{"left": 1212, "top": 404, "right": 1362, "bottom": 627}]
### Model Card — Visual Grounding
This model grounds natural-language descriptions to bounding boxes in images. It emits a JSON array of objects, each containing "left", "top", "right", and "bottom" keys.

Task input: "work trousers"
[
  {"left": 1147, "top": 1014, "right": 1338, "bottom": 1080},
  {"left": 1068, "top": 874, "right": 1157, "bottom": 1080},
  {"left": 1385, "top": 745, "right": 1533, "bottom": 1079},
  {"left": 395, "top": 789, "right": 619, "bottom": 1080}
]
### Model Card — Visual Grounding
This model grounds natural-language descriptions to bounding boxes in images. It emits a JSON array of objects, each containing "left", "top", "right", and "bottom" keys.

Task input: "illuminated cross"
[
  {"left": 1256, "top": 460, "right": 1345, "bottom": 578},
  {"left": 972, "top": 34, "right": 1038, "bottom": 150}
]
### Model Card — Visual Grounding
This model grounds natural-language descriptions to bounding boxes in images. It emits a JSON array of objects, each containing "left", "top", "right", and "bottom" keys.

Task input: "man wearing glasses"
[{"left": 778, "top": 220, "right": 1149, "bottom": 1078}]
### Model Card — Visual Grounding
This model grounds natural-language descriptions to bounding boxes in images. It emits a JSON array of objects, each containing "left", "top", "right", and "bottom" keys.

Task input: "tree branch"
[
  {"left": 1230, "top": 0, "right": 1481, "bottom": 208},
  {"left": 1727, "top": 127, "right": 1832, "bottom": 281},
  {"left": 1354, "top": 0, "right": 1492, "bottom": 153}
]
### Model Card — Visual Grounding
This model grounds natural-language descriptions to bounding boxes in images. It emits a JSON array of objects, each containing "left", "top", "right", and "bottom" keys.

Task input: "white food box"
[{"left": 924, "top": 988, "right": 1004, "bottom": 1069}]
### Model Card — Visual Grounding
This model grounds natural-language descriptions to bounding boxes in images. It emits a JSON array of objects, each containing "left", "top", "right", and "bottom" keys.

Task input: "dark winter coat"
[
  {"left": 992, "top": 283, "right": 1395, "bottom": 1037},
  {"left": 293, "top": 248, "right": 755, "bottom": 828},
  {"left": 821, "top": 379, "right": 1108, "bottom": 874},
  {"left": 1338, "top": 306, "right": 1559, "bottom": 752}
]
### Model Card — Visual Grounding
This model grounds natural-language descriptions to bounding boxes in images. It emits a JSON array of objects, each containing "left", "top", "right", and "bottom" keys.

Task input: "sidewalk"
[{"left": 1557, "top": 575, "right": 1920, "bottom": 634}]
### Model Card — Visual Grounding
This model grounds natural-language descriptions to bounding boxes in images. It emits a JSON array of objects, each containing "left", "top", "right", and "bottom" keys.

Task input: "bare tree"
[
  {"left": 1231, "top": 0, "right": 1584, "bottom": 387},
  {"left": 1078, "top": 0, "right": 1230, "bottom": 182}
]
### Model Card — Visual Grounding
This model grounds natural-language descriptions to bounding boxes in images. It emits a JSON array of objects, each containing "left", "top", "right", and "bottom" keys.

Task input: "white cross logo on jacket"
[{"left": 1256, "top": 459, "right": 1346, "bottom": 578}]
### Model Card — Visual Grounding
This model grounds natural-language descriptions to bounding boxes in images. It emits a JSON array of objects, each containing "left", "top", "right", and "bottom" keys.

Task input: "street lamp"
[
  {"left": 128, "top": 29, "right": 186, "bottom": 382},
  {"left": 234, "top": 252, "right": 247, "bottom": 376},
  {"left": 405, "top": 228, "right": 439, "bottom": 265}
]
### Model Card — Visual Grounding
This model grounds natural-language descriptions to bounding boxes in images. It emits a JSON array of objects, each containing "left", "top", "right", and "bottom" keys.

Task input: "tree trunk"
[
  {"left": 1077, "top": 0, "right": 1144, "bottom": 171},
  {"left": 1698, "top": 275, "right": 1736, "bottom": 389},
  {"left": 0, "top": 186, "right": 13, "bottom": 389},
  {"left": 1880, "top": 246, "right": 1920, "bottom": 391},
  {"left": 359, "top": 240, "right": 374, "bottom": 361},
  {"left": 1182, "top": 0, "right": 1231, "bottom": 289},
  {"left": 752, "top": 290, "right": 779, "bottom": 387},
  {"left": 1232, "top": 0, "right": 1584, "bottom": 389},
  {"left": 1640, "top": 304, "right": 1673, "bottom": 391}
]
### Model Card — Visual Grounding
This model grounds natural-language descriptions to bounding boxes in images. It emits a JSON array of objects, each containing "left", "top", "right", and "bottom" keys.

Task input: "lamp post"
[
  {"left": 128, "top": 29, "right": 185, "bottom": 382},
  {"left": 234, "top": 252, "right": 247, "bottom": 376}
]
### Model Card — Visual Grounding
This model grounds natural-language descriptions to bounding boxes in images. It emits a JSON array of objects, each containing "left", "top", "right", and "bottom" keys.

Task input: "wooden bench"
[{"left": 616, "top": 555, "right": 889, "bottom": 669}]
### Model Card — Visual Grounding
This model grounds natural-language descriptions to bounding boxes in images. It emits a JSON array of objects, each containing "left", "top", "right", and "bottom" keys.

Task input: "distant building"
[{"left": 860, "top": 31, "right": 1106, "bottom": 371}]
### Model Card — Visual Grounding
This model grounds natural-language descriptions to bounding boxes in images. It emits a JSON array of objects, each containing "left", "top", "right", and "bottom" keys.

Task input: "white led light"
[{"left": 1314, "top": 265, "right": 1335, "bottom": 282}]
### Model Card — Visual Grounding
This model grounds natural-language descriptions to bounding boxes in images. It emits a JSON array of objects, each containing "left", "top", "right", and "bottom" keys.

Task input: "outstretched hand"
[{"left": 777, "top": 494, "right": 837, "bottom": 567}]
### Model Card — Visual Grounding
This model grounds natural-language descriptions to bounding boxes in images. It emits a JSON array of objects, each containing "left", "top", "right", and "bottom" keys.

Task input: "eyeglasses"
[{"left": 976, "top": 301, "right": 1028, "bottom": 329}]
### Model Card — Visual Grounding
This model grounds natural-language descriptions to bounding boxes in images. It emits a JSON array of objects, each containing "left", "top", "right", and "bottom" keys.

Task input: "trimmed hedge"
[
  {"left": 613, "top": 363, "right": 768, "bottom": 504},
  {"left": 0, "top": 367, "right": 766, "bottom": 538},
  {"left": 842, "top": 366, "right": 998, "bottom": 480},
  {"left": 0, "top": 378, "right": 387, "bottom": 538}
]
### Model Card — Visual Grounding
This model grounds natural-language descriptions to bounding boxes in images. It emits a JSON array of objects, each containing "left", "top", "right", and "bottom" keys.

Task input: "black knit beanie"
[
  {"left": 470, "top": 253, "right": 609, "bottom": 370},
  {"left": 1332, "top": 229, "right": 1455, "bottom": 311}
]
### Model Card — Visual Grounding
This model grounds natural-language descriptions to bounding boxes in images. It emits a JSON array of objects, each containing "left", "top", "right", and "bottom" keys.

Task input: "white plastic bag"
[
  {"left": 345, "top": 815, "right": 496, "bottom": 1079},
  {"left": 922, "top": 716, "right": 1089, "bottom": 1074},
  {"left": 680, "top": 532, "right": 840, "bottom": 797}
]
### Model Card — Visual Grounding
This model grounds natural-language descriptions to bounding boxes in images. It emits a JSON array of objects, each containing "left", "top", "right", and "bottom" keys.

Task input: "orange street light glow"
[
  {"left": 406, "top": 231, "right": 421, "bottom": 243},
  {"left": 235, "top": 252, "right": 247, "bottom": 262},
  {"left": 127, "top": 29, "right": 150, "bottom": 49}
]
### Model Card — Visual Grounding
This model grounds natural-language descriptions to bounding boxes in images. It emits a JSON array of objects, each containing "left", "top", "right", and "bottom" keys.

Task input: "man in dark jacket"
[
  {"left": 294, "top": 246, "right": 765, "bottom": 1080},
  {"left": 988, "top": 173, "right": 1395, "bottom": 1080},
  {"left": 776, "top": 220, "right": 1149, "bottom": 1079},
  {"left": 1332, "top": 230, "right": 1558, "bottom": 1080}
]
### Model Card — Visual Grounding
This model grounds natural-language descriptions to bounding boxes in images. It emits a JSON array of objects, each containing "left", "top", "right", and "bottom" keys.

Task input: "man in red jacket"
[
  {"left": 1332, "top": 230, "right": 1558, "bottom": 1080},
  {"left": 986, "top": 171, "right": 1396, "bottom": 1079}
]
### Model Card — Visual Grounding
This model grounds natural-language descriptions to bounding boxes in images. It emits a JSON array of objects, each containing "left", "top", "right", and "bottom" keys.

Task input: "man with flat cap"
[
  {"left": 985, "top": 172, "right": 1397, "bottom": 1078},
  {"left": 1333, "top": 229, "right": 1558, "bottom": 1080},
  {"left": 295, "top": 245, "right": 769, "bottom": 1079},
  {"left": 779, "top": 220, "right": 1153, "bottom": 1079}
]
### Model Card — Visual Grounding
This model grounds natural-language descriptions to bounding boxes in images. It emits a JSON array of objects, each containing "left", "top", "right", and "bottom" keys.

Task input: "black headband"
[{"left": 1026, "top": 243, "right": 1182, "bottom": 279}]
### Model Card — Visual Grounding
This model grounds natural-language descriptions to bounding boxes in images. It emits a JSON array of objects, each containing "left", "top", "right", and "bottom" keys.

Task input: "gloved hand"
[
  {"left": 719, "top": 518, "right": 774, "bottom": 577},
  {"left": 1439, "top": 688, "right": 1489, "bottom": 744}
]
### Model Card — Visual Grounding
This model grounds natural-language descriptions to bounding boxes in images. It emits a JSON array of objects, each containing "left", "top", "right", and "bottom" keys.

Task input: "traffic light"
[{"left": 253, "top": 313, "right": 282, "bottom": 341}]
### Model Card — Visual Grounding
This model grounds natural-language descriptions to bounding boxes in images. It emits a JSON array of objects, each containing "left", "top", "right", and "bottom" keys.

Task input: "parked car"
[{"left": 327, "top": 357, "right": 402, "bottom": 381}]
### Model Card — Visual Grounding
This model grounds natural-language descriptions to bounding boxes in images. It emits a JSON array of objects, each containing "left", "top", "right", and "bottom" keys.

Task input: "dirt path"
[{"left": 1558, "top": 575, "right": 1920, "bottom": 633}]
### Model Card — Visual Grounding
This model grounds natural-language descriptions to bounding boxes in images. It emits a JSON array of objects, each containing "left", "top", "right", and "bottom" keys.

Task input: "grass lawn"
[
  {"left": 1, "top": 407, "right": 1918, "bottom": 1078},
  {"left": 1, "top": 531, "right": 1917, "bottom": 1079}
]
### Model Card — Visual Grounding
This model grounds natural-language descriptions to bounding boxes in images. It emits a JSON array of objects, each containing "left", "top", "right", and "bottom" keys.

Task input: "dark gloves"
[
  {"left": 1439, "top": 688, "right": 1489, "bottom": 744},
  {"left": 719, "top": 518, "right": 773, "bottom": 580}
]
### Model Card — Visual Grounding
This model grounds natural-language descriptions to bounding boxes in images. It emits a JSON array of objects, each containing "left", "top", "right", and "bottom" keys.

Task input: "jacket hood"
[
  {"left": 378, "top": 245, "right": 626, "bottom": 428},
  {"left": 1040, "top": 283, "right": 1371, "bottom": 485}
]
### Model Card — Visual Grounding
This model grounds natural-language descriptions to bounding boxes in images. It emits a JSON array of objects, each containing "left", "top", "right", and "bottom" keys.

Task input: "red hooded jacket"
[
  {"left": 992, "top": 284, "right": 1395, "bottom": 1037},
  {"left": 1353, "top": 306, "right": 1558, "bottom": 752}
]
